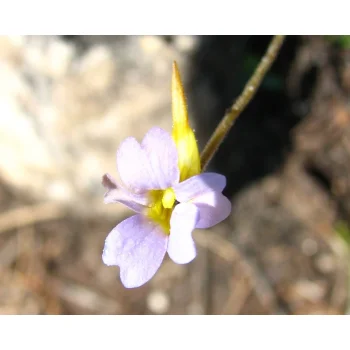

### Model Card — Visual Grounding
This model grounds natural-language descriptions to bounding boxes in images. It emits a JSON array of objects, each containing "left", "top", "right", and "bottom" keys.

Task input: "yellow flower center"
[
  {"left": 144, "top": 63, "right": 201, "bottom": 235},
  {"left": 146, "top": 188, "right": 176, "bottom": 235}
]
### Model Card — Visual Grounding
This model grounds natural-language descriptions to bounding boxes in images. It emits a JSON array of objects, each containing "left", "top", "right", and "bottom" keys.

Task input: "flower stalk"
[{"left": 200, "top": 35, "right": 286, "bottom": 171}]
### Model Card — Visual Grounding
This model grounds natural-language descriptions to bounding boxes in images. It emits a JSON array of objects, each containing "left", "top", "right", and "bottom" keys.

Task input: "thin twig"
[
  {"left": 0, "top": 202, "right": 66, "bottom": 235},
  {"left": 194, "top": 229, "right": 284, "bottom": 314},
  {"left": 221, "top": 274, "right": 252, "bottom": 315},
  {"left": 200, "top": 35, "right": 286, "bottom": 170}
]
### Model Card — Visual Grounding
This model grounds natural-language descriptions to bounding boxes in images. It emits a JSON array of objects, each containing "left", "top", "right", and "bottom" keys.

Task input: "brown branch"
[{"left": 200, "top": 35, "right": 286, "bottom": 170}]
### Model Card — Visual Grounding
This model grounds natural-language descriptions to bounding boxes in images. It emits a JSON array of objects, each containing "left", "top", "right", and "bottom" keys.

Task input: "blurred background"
[{"left": 0, "top": 35, "right": 349, "bottom": 314}]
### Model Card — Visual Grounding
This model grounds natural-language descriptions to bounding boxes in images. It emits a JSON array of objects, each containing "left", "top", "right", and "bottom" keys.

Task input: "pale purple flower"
[{"left": 102, "top": 127, "right": 231, "bottom": 288}]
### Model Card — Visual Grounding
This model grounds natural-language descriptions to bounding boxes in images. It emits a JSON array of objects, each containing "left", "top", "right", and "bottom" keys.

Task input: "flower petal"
[
  {"left": 173, "top": 172, "right": 226, "bottom": 202},
  {"left": 167, "top": 203, "right": 199, "bottom": 264},
  {"left": 116, "top": 136, "right": 157, "bottom": 192},
  {"left": 192, "top": 192, "right": 231, "bottom": 229},
  {"left": 102, "top": 214, "right": 168, "bottom": 288},
  {"left": 141, "top": 127, "right": 179, "bottom": 189},
  {"left": 116, "top": 127, "right": 179, "bottom": 192},
  {"left": 102, "top": 173, "right": 148, "bottom": 213}
]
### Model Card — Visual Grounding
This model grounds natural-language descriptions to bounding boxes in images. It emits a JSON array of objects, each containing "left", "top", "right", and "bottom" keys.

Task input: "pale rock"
[
  {"left": 147, "top": 290, "right": 170, "bottom": 314},
  {"left": 0, "top": 35, "right": 199, "bottom": 220}
]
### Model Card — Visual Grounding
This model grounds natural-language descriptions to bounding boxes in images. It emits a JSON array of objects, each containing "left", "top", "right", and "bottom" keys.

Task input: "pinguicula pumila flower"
[{"left": 102, "top": 62, "right": 231, "bottom": 288}]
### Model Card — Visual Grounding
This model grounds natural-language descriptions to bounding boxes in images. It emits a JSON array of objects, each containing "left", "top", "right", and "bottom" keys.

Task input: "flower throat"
[{"left": 146, "top": 188, "right": 176, "bottom": 235}]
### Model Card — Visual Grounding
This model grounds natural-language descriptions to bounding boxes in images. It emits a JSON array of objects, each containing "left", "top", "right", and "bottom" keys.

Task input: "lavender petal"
[
  {"left": 102, "top": 173, "right": 148, "bottom": 212},
  {"left": 173, "top": 172, "right": 226, "bottom": 202},
  {"left": 102, "top": 214, "right": 168, "bottom": 288},
  {"left": 141, "top": 127, "right": 179, "bottom": 189},
  {"left": 167, "top": 203, "right": 199, "bottom": 264},
  {"left": 192, "top": 191, "right": 231, "bottom": 229},
  {"left": 116, "top": 127, "right": 179, "bottom": 192}
]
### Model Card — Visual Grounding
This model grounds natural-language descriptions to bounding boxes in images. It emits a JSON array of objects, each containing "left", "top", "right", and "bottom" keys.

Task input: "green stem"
[{"left": 200, "top": 35, "right": 286, "bottom": 170}]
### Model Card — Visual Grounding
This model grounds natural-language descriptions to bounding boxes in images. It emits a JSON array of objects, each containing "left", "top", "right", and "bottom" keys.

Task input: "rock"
[{"left": 0, "top": 35, "right": 199, "bottom": 220}]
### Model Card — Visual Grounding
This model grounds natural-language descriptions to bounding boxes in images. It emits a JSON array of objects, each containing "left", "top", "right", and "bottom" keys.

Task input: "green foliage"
[
  {"left": 335, "top": 220, "right": 350, "bottom": 245},
  {"left": 325, "top": 36, "right": 350, "bottom": 49}
]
